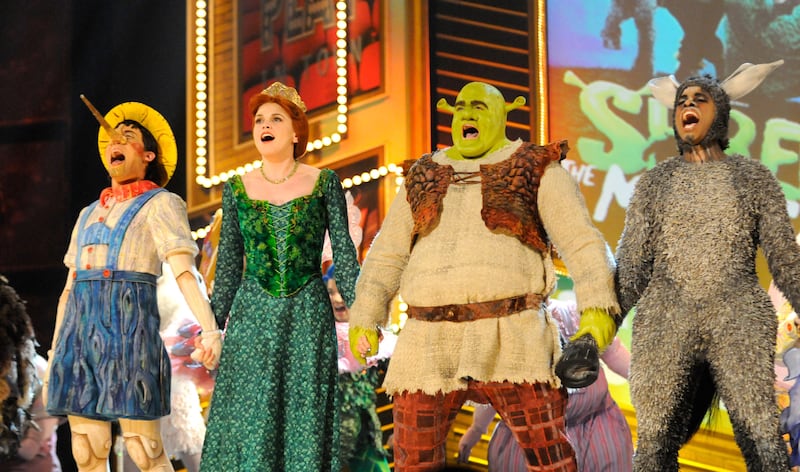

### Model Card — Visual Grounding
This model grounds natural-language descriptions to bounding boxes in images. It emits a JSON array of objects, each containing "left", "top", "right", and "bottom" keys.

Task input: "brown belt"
[{"left": 407, "top": 293, "right": 545, "bottom": 322}]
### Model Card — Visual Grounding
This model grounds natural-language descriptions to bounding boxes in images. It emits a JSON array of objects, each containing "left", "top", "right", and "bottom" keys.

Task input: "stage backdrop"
[
  {"left": 546, "top": 0, "right": 800, "bottom": 260},
  {"left": 237, "top": 0, "right": 383, "bottom": 143}
]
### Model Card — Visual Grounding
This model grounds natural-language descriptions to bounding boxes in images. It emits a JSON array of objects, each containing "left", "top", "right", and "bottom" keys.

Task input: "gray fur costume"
[{"left": 616, "top": 71, "right": 798, "bottom": 471}]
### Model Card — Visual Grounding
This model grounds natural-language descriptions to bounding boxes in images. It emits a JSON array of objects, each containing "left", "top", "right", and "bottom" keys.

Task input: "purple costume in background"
[
  {"left": 47, "top": 189, "right": 172, "bottom": 420},
  {"left": 487, "top": 300, "right": 633, "bottom": 472}
]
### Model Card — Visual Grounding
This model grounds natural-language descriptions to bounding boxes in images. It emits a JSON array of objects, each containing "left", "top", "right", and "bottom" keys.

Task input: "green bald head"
[{"left": 438, "top": 82, "right": 524, "bottom": 160}]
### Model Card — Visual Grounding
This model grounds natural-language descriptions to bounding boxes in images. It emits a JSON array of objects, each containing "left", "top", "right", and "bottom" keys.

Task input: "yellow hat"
[{"left": 96, "top": 102, "right": 177, "bottom": 184}]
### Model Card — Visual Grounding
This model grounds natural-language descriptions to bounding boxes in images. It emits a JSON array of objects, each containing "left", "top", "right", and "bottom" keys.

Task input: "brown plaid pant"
[{"left": 392, "top": 380, "right": 576, "bottom": 472}]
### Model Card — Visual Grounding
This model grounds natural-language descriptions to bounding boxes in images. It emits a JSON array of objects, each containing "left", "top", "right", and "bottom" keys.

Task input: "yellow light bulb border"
[
  {"left": 191, "top": 1, "right": 351, "bottom": 189},
  {"left": 191, "top": 163, "right": 404, "bottom": 240}
]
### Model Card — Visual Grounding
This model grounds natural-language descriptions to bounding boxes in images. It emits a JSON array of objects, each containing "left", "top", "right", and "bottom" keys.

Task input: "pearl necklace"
[{"left": 259, "top": 160, "right": 299, "bottom": 184}]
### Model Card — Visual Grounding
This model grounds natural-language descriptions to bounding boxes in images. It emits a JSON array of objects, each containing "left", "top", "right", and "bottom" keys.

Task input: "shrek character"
[{"left": 348, "top": 82, "right": 620, "bottom": 471}]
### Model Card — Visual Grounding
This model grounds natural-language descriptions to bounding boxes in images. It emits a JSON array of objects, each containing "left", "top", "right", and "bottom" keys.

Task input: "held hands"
[
  {"left": 571, "top": 307, "right": 617, "bottom": 353},
  {"left": 348, "top": 325, "right": 379, "bottom": 365},
  {"left": 191, "top": 329, "right": 223, "bottom": 370}
]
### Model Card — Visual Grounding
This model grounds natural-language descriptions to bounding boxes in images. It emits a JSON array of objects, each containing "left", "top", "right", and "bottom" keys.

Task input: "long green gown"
[{"left": 200, "top": 169, "right": 360, "bottom": 471}]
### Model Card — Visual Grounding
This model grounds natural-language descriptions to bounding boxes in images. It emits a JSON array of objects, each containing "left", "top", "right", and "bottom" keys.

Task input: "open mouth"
[
  {"left": 332, "top": 302, "right": 348, "bottom": 321},
  {"left": 462, "top": 124, "right": 479, "bottom": 139},
  {"left": 110, "top": 152, "right": 125, "bottom": 166},
  {"left": 681, "top": 110, "right": 699, "bottom": 130},
  {"left": 260, "top": 133, "right": 275, "bottom": 142}
]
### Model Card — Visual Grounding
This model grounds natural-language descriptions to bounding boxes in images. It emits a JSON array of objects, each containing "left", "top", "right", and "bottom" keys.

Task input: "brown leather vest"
[{"left": 404, "top": 140, "right": 568, "bottom": 253}]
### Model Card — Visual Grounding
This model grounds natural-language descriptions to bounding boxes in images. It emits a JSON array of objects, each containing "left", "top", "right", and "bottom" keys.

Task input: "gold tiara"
[{"left": 261, "top": 82, "right": 307, "bottom": 112}]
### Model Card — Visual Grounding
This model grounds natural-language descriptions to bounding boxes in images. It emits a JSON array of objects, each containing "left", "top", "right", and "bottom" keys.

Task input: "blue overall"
[{"left": 47, "top": 189, "right": 171, "bottom": 420}]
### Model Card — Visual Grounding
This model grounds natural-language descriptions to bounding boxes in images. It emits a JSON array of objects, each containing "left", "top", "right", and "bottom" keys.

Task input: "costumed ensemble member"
[
  {"left": 348, "top": 81, "right": 621, "bottom": 471},
  {"left": 199, "top": 82, "right": 360, "bottom": 471},
  {"left": 458, "top": 298, "right": 633, "bottom": 472},
  {"left": 768, "top": 233, "right": 800, "bottom": 470},
  {"left": 0, "top": 275, "right": 41, "bottom": 467},
  {"left": 325, "top": 264, "right": 394, "bottom": 472},
  {"left": 44, "top": 98, "right": 222, "bottom": 472},
  {"left": 613, "top": 60, "right": 796, "bottom": 471},
  {"left": 5, "top": 355, "right": 66, "bottom": 472}
]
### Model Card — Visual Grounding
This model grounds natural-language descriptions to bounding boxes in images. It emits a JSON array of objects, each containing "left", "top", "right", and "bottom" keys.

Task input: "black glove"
[{"left": 554, "top": 334, "right": 600, "bottom": 388}]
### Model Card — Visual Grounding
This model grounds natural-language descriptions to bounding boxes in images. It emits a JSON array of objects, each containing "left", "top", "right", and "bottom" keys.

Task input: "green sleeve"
[
  {"left": 324, "top": 169, "right": 360, "bottom": 306},
  {"left": 210, "top": 180, "right": 244, "bottom": 328}
]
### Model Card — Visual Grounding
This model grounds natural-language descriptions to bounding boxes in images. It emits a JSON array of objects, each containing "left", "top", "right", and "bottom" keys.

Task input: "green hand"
[
  {"left": 571, "top": 307, "right": 616, "bottom": 352},
  {"left": 349, "top": 325, "right": 380, "bottom": 365}
]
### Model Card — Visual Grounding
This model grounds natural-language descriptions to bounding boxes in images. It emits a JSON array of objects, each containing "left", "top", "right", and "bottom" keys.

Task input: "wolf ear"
[
  {"left": 720, "top": 60, "right": 784, "bottom": 100},
  {"left": 647, "top": 75, "right": 680, "bottom": 109}
]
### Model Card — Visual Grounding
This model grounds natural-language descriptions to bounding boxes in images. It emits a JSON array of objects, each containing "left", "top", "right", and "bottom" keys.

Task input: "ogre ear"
[
  {"left": 436, "top": 98, "right": 454, "bottom": 113},
  {"left": 505, "top": 96, "right": 526, "bottom": 113},
  {"left": 720, "top": 60, "right": 783, "bottom": 101},
  {"left": 647, "top": 75, "right": 680, "bottom": 109}
]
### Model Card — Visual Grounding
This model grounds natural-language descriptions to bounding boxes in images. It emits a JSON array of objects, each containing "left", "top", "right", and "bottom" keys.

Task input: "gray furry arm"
[
  {"left": 615, "top": 170, "right": 657, "bottom": 315},
  {"left": 752, "top": 164, "right": 800, "bottom": 311}
]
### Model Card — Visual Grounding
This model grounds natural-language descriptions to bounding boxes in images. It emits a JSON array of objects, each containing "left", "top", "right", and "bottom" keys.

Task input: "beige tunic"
[{"left": 349, "top": 140, "right": 618, "bottom": 395}]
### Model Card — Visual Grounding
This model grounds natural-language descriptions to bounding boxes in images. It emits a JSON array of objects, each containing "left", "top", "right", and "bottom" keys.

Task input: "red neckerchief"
[{"left": 99, "top": 180, "right": 160, "bottom": 208}]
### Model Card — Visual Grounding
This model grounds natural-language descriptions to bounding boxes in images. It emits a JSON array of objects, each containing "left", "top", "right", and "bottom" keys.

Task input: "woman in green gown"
[{"left": 200, "top": 82, "right": 360, "bottom": 471}]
